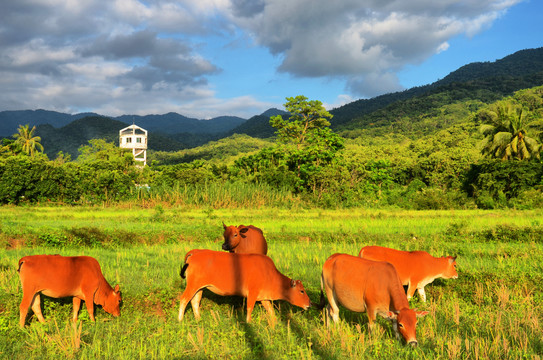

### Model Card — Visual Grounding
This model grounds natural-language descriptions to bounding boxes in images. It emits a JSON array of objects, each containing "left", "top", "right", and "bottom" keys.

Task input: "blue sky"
[{"left": 0, "top": 0, "right": 541, "bottom": 120}]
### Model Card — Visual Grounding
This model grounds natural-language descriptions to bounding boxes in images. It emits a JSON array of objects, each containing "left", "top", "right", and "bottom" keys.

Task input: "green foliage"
[
  {"left": 270, "top": 95, "right": 334, "bottom": 148},
  {"left": 0, "top": 156, "right": 77, "bottom": 204},
  {"left": 153, "top": 161, "right": 219, "bottom": 187},
  {"left": 464, "top": 159, "right": 543, "bottom": 208}
]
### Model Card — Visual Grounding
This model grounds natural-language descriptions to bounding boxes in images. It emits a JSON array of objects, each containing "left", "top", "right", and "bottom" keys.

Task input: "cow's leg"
[
  {"left": 31, "top": 293, "right": 46, "bottom": 324},
  {"left": 406, "top": 281, "right": 417, "bottom": 300},
  {"left": 19, "top": 291, "right": 36, "bottom": 327},
  {"left": 366, "top": 306, "right": 377, "bottom": 331},
  {"left": 178, "top": 286, "right": 199, "bottom": 322},
  {"left": 83, "top": 296, "right": 95, "bottom": 322},
  {"left": 417, "top": 287, "right": 427, "bottom": 302},
  {"left": 189, "top": 290, "right": 203, "bottom": 320},
  {"left": 260, "top": 300, "right": 277, "bottom": 326},
  {"left": 245, "top": 294, "right": 257, "bottom": 323},
  {"left": 72, "top": 297, "right": 82, "bottom": 322}
]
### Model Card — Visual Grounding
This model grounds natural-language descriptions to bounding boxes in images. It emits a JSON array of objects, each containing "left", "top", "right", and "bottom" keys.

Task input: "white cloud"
[
  {"left": 226, "top": 0, "right": 523, "bottom": 96},
  {"left": 0, "top": 0, "right": 526, "bottom": 118}
]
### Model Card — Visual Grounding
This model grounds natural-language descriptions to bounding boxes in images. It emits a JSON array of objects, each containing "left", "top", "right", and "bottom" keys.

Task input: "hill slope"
[{"left": 330, "top": 47, "right": 543, "bottom": 128}]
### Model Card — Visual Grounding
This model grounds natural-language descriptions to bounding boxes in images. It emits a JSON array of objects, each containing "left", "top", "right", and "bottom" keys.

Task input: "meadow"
[{"left": 0, "top": 206, "right": 542, "bottom": 359}]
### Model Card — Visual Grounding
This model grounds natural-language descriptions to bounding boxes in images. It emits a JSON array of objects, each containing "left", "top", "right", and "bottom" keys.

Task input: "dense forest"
[{"left": 1, "top": 48, "right": 543, "bottom": 209}]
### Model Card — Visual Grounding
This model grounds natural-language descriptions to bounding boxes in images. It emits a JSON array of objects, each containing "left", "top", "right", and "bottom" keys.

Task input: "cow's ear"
[
  {"left": 240, "top": 227, "right": 249, "bottom": 234},
  {"left": 222, "top": 222, "right": 227, "bottom": 230},
  {"left": 291, "top": 279, "right": 296, "bottom": 288},
  {"left": 449, "top": 256, "right": 456, "bottom": 264},
  {"left": 381, "top": 311, "right": 397, "bottom": 320},
  {"left": 114, "top": 284, "right": 120, "bottom": 293},
  {"left": 416, "top": 310, "right": 429, "bottom": 318}
]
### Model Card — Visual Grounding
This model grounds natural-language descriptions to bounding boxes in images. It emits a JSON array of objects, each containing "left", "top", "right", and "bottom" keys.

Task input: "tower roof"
[{"left": 120, "top": 124, "right": 147, "bottom": 136}]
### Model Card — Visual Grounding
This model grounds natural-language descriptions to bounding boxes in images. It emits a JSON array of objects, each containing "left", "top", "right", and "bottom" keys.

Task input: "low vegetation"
[{"left": 0, "top": 207, "right": 542, "bottom": 359}]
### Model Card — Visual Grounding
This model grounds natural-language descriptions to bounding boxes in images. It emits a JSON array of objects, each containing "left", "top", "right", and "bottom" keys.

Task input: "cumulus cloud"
[
  {"left": 0, "top": 0, "right": 524, "bottom": 118},
  {"left": 227, "top": 0, "right": 522, "bottom": 96}
]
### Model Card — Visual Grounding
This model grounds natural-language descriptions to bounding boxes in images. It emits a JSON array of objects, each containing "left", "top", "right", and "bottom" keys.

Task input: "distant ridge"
[{"left": 0, "top": 110, "right": 246, "bottom": 137}]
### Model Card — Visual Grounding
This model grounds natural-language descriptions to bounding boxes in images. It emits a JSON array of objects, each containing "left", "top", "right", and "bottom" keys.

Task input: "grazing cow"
[
  {"left": 221, "top": 223, "right": 268, "bottom": 255},
  {"left": 359, "top": 246, "right": 458, "bottom": 302},
  {"left": 178, "top": 249, "right": 310, "bottom": 322},
  {"left": 18, "top": 255, "right": 122, "bottom": 327},
  {"left": 320, "top": 253, "right": 428, "bottom": 346}
]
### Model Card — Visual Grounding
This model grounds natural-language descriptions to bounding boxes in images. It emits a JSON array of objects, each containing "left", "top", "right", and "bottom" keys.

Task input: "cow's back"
[
  {"left": 184, "top": 249, "right": 277, "bottom": 296},
  {"left": 359, "top": 246, "right": 431, "bottom": 284},
  {"left": 19, "top": 255, "right": 102, "bottom": 297},
  {"left": 323, "top": 253, "right": 403, "bottom": 312}
]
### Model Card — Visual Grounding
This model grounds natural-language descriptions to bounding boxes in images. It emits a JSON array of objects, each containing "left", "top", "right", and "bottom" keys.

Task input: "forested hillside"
[
  {"left": 330, "top": 47, "right": 543, "bottom": 129},
  {"left": 1, "top": 49, "right": 543, "bottom": 210}
]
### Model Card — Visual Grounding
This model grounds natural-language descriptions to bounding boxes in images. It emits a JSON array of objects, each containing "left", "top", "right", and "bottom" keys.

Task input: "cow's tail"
[
  {"left": 17, "top": 258, "right": 25, "bottom": 273},
  {"left": 315, "top": 273, "right": 327, "bottom": 310},
  {"left": 179, "top": 251, "right": 194, "bottom": 279}
]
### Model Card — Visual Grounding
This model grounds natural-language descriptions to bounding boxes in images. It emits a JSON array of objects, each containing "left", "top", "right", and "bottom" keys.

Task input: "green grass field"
[{"left": 1, "top": 206, "right": 542, "bottom": 359}]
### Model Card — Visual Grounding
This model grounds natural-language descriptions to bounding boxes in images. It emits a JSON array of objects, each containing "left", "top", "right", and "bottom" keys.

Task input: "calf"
[
  {"left": 321, "top": 253, "right": 428, "bottom": 346},
  {"left": 359, "top": 246, "right": 458, "bottom": 301},
  {"left": 18, "top": 255, "right": 122, "bottom": 327},
  {"left": 178, "top": 249, "right": 310, "bottom": 322},
  {"left": 222, "top": 223, "right": 268, "bottom": 255}
]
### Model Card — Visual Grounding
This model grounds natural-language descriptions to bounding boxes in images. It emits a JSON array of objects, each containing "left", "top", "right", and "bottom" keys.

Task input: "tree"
[
  {"left": 478, "top": 100, "right": 541, "bottom": 160},
  {"left": 270, "top": 95, "right": 334, "bottom": 149},
  {"left": 266, "top": 96, "right": 345, "bottom": 192},
  {"left": 77, "top": 139, "right": 133, "bottom": 165},
  {"left": 0, "top": 138, "right": 22, "bottom": 157},
  {"left": 13, "top": 124, "right": 44, "bottom": 157}
]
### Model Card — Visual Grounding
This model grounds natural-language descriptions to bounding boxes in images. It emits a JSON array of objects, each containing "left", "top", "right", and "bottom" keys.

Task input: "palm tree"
[
  {"left": 13, "top": 124, "right": 44, "bottom": 156},
  {"left": 479, "top": 101, "right": 541, "bottom": 160}
]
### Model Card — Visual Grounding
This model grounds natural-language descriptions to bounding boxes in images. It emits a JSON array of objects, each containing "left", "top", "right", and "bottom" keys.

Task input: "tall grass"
[
  {"left": 1, "top": 207, "right": 542, "bottom": 359},
  {"left": 131, "top": 182, "right": 302, "bottom": 209}
]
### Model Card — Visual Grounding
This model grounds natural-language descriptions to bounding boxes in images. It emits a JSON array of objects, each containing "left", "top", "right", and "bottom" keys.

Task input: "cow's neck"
[
  {"left": 277, "top": 274, "right": 295, "bottom": 301},
  {"left": 94, "top": 279, "right": 113, "bottom": 305},
  {"left": 389, "top": 283, "right": 410, "bottom": 312}
]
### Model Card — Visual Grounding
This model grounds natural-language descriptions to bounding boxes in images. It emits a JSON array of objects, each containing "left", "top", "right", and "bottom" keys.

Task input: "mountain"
[
  {"left": 115, "top": 113, "right": 246, "bottom": 134},
  {"left": 330, "top": 47, "right": 543, "bottom": 128},
  {"left": 0, "top": 110, "right": 99, "bottom": 137}
]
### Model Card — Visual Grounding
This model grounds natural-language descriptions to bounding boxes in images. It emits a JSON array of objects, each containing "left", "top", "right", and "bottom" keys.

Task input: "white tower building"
[{"left": 119, "top": 124, "right": 148, "bottom": 166}]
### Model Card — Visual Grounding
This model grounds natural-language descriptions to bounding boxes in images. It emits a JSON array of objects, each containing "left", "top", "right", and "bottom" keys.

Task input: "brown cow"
[
  {"left": 222, "top": 223, "right": 268, "bottom": 255},
  {"left": 321, "top": 253, "right": 428, "bottom": 346},
  {"left": 178, "top": 249, "right": 310, "bottom": 323},
  {"left": 359, "top": 246, "right": 458, "bottom": 302},
  {"left": 18, "top": 255, "right": 122, "bottom": 327}
]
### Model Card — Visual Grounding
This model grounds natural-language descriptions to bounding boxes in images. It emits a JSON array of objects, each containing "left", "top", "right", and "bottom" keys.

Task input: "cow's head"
[
  {"left": 287, "top": 279, "right": 312, "bottom": 310},
  {"left": 221, "top": 223, "right": 249, "bottom": 252},
  {"left": 383, "top": 308, "right": 428, "bottom": 346},
  {"left": 102, "top": 284, "right": 122, "bottom": 317},
  {"left": 443, "top": 256, "right": 458, "bottom": 279}
]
